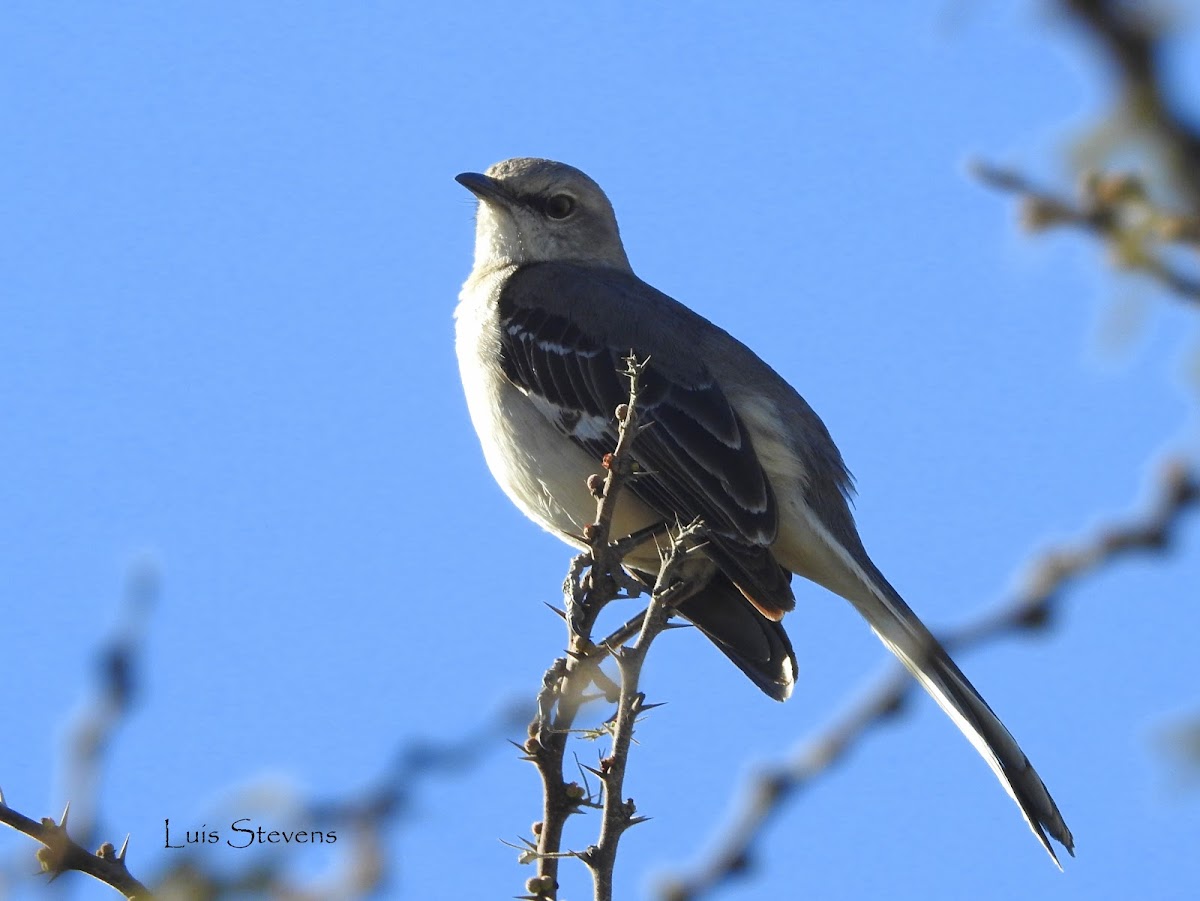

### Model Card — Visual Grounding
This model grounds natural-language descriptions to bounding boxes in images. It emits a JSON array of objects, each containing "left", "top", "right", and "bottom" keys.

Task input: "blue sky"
[{"left": 3, "top": 2, "right": 1199, "bottom": 899}]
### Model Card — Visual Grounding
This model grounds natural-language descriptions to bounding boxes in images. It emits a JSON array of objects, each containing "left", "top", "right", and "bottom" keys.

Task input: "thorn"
[
  {"left": 513, "top": 734, "right": 542, "bottom": 758},
  {"left": 661, "top": 621, "right": 692, "bottom": 631},
  {"left": 581, "top": 764, "right": 605, "bottom": 779},
  {"left": 543, "top": 602, "right": 567, "bottom": 620},
  {"left": 499, "top": 836, "right": 539, "bottom": 855},
  {"left": 509, "top": 738, "right": 538, "bottom": 761},
  {"left": 0, "top": 786, "right": 6, "bottom": 806},
  {"left": 118, "top": 834, "right": 130, "bottom": 863},
  {"left": 628, "top": 815, "right": 652, "bottom": 827},
  {"left": 57, "top": 802, "right": 70, "bottom": 830},
  {"left": 637, "top": 701, "right": 668, "bottom": 712}
]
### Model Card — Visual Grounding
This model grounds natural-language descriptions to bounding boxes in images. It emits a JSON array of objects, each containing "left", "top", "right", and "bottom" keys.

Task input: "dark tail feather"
[
  {"left": 842, "top": 555, "right": 1075, "bottom": 863},
  {"left": 672, "top": 574, "right": 798, "bottom": 701}
]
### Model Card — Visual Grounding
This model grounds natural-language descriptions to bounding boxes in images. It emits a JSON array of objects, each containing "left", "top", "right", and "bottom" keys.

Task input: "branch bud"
[
  {"left": 526, "top": 874, "right": 556, "bottom": 896},
  {"left": 587, "top": 473, "right": 606, "bottom": 498}
]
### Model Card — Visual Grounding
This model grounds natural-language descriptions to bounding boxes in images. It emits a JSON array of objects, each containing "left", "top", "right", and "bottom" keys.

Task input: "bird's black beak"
[{"left": 456, "top": 172, "right": 510, "bottom": 205}]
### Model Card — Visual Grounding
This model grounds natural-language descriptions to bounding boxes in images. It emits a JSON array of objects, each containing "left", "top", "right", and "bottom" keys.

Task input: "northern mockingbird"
[{"left": 454, "top": 157, "right": 1073, "bottom": 863}]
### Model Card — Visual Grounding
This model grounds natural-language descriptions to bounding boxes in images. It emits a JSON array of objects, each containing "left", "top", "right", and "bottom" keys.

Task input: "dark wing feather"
[{"left": 497, "top": 283, "right": 794, "bottom": 616}]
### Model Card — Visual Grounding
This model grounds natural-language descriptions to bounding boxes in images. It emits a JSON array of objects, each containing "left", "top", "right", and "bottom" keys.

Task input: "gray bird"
[{"left": 454, "top": 157, "right": 1073, "bottom": 864}]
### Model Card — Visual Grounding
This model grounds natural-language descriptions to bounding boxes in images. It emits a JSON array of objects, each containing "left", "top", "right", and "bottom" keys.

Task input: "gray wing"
[{"left": 497, "top": 262, "right": 794, "bottom": 616}]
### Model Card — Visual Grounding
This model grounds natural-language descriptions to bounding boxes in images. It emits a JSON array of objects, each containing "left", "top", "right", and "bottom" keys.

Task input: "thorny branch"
[
  {"left": 518, "top": 355, "right": 704, "bottom": 901},
  {"left": 0, "top": 798, "right": 151, "bottom": 899},
  {"left": 519, "top": 355, "right": 651, "bottom": 901},
  {"left": 656, "top": 458, "right": 1198, "bottom": 901}
]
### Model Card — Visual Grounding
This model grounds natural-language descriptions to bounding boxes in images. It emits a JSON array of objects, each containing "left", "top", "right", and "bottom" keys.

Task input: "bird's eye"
[{"left": 545, "top": 193, "right": 576, "bottom": 220}]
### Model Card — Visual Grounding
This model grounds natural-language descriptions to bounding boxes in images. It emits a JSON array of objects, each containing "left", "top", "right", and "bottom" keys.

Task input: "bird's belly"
[
  {"left": 466, "top": 374, "right": 664, "bottom": 546},
  {"left": 477, "top": 376, "right": 599, "bottom": 536}
]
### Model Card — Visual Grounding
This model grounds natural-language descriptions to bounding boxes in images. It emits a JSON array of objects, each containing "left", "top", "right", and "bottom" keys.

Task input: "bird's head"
[{"left": 457, "top": 158, "right": 631, "bottom": 273}]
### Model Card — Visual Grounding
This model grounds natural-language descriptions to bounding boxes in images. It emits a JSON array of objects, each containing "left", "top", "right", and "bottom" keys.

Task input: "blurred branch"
[
  {"left": 1061, "top": 0, "right": 1200, "bottom": 211},
  {"left": 975, "top": 1, "right": 1200, "bottom": 304},
  {"left": 65, "top": 559, "right": 159, "bottom": 849},
  {"left": 1156, "top": 713, "right": 1200, "bottom": 791},
  {"left": 657, "top": 457, "right": 1198, "bottom": 901},
  {"left": 150, "top": 700, "right": 531, "bottom": 899},
  {"left": 974, "top": 161, "right": 1200, "bottom": 302},
  {"left": 3, "top": 558, "right": 531, "bottom": 899},
  {"left": 0, "top": 560, "right": 158, "bottom": 898}
]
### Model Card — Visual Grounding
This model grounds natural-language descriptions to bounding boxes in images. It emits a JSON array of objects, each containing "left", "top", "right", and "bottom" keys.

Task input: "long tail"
[{"left": 798, "top": 521, "right": 1074, "bottom": 864}]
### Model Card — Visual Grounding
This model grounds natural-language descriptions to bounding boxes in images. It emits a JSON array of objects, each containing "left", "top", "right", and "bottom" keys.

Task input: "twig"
[
  {"left": 0, "top": 797, "right": 152, "bottom": 900},
  {"left": 656, "top": 458, "right": 1198, "bottom": 900}
]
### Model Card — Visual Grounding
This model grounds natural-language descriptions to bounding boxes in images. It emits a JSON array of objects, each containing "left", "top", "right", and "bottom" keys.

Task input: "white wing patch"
[
  {"left": 505, "top": 321, "right": 603, "bottom": 359},
  {"left": 526, "top": 390, "right": 613, "bottom": 442}
]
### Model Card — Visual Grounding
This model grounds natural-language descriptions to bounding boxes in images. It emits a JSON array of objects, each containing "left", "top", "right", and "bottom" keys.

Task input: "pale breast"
[{"left": 456, "top": 267, "right": 646, "bottom": 545}]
